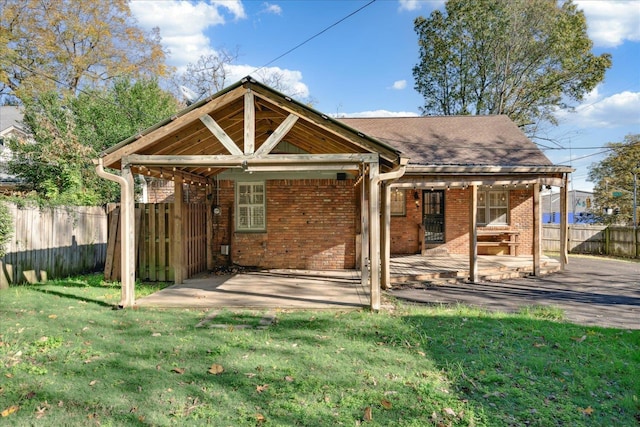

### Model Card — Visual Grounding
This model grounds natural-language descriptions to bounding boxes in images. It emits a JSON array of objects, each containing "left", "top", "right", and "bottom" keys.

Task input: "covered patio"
[{"left": 135, "top": 254, "right": 560, "bottom": 309}]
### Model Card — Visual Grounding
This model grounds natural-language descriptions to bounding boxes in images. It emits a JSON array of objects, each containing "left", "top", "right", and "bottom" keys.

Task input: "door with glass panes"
[{"left": 423, "top": 190, "right": 444, "bottom": 243}]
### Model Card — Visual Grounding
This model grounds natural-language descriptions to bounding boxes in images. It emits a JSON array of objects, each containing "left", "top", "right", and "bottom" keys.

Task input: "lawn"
[{"left": 1, "top": 274, "right": 638, "bottom": 426}]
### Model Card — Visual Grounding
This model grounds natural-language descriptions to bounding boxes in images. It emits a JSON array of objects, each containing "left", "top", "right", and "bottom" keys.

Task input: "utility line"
[{"left": 252, "top": 0, "right": 377, "bottom": 74}]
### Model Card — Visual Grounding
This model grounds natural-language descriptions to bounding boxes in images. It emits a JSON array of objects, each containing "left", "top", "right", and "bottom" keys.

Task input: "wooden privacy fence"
[
  {"left": 0, "top": 204, "right": 108, "bottom": 288},
  {"left": 105, "top": 203, "right": 207, "bottom": 282},
  {"left": 543, "top": 224, "right": 640, "bottom": 258}
]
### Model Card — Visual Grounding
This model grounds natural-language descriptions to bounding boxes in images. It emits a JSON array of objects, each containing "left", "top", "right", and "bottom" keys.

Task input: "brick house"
[{"left": 96, "top": 78, "right": 572, "bottom": 309}]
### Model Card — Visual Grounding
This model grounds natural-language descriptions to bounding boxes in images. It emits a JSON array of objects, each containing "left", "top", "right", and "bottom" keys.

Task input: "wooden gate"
[{"left": 105, "top": 203, "right": 208, "bottom": 281}]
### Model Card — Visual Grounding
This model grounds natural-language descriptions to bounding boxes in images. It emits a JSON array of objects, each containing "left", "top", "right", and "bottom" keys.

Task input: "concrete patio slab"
[
  {"left": 135, "top": 255, "right": 556, "bottom": 309},
  {"left": 136, "top": 269, "right": 368, "bottom": 309}
]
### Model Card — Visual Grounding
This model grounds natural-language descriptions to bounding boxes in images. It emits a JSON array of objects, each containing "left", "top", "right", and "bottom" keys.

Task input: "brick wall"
[
  {"left": 146, "top": 179, "right": 208, "bottom": 204},
  {"left": 390, "top": 187, "right": 534, "bottom": 256},
  {"left": 211, "top": 179, "right": 358, "bottom": 270}
]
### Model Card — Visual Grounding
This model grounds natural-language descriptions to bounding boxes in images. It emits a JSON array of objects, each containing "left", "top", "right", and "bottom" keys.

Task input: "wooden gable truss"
[{"left": 96, "top": 77, "right": 406, "bottom": 310}]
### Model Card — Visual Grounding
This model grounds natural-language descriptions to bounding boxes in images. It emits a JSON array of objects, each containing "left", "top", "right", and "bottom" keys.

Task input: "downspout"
[
  {"left": 93, "top": 158, "right": 135, "bottom": 308},
  {"left": 370, "top": 156, "right": 409, "bottom": 306}
]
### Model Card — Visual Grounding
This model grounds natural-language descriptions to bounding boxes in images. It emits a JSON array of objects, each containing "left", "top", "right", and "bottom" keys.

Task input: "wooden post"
[
  {"left": 173, "top": 180, "right": 184, "bottom": 284},
  {"left": 369, "top": 162, "right": 381, "bottom": 311},
  {"left": 560, "top": 175, "right": 569, "bottom": 269},
  {"left": 381, "top": 182, "right": 391, "bottom": 290},
  {"left": 533, "top": 183, "right": 542, "bottom": 275},
  {"left": 121, "top": 164, "right": 136, "bottom": 307},
  {"left": 469, "top": 185, "right": 478, "bottom": 283},
  {"left": 206, "top": 183, "right": 214, "bottom": 271},
  {"left": 360, "top": 169, "right": 370, "bottom": 294},
  {"left": 244, "top": 90, "right": 255, "bottom": 154}
]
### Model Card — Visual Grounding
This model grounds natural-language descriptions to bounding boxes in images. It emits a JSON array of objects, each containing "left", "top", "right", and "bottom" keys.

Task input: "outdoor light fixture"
[
  {"left": 414, "top": 190, "right": 420, "bottom": 209},
  {"left": 241, "top": 160, "right": 248, "bottom": 171}
]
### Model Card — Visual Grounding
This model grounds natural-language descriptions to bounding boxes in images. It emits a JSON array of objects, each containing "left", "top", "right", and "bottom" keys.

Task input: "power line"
[{"left": 252, "top": 0, "right": 377, "bottom": 74}]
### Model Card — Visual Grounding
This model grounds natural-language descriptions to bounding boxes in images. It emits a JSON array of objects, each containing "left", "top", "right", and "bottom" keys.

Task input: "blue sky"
[{"left": 131, "top": 0, "right": 640, "bottom": 191}]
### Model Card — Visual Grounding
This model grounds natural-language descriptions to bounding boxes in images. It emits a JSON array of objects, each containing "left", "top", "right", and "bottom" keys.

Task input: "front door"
[{"left": 423, "top": 190, "right": 445, "bottom": 243}]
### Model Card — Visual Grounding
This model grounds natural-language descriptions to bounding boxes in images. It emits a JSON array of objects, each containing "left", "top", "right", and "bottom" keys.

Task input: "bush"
[{"left": 0, "top": 201, "right": 13, "bottom": 258}]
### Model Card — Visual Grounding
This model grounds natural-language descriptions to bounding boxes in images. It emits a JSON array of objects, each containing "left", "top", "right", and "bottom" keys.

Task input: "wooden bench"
[{"left": 477, "top": 230, "right": 520, "bottom": 256}]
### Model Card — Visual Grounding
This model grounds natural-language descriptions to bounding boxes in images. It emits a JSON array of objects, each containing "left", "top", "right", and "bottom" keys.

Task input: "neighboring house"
[
  {"left": 541, "top": 189, "right": 595, "bottom": 224},
  {"left": 0, "top": 105, "right": 27, "bottom": 192},
  {"left": 96, "top": 77, "right": 572, "bottom": 309}
]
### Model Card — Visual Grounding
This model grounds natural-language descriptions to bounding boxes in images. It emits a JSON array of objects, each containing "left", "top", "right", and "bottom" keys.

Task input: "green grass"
[{"left": 1, "top": 274, "right": 638, "bottom": 426}]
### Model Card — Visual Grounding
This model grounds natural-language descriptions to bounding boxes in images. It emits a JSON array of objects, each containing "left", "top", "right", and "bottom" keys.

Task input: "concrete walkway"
[
  {"left": 136, "top": 255, "right": 556, "bottom": 309},
  {"left": 389, "top": 255, "right": 639, "bottom": 330}
]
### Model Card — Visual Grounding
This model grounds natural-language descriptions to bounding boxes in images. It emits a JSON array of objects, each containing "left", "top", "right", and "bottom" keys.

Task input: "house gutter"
[{"left": 93, "top": 158, "right": 135, "bottom": 308}]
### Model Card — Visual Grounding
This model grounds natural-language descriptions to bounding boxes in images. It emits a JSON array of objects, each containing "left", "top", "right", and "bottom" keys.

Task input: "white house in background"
[
  {"left": 0, "top": 105, "right": 27, "bottom": 191},
  {"left": 541, "top": 189, "right": 594, "bottom": 223}
]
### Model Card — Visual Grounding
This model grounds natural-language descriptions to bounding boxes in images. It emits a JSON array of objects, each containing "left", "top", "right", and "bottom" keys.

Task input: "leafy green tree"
[
  {"left": 8, "top": 79, "right": 179, "bottom": 205},
  {"left": 412, "top": 0, "right": 611, "bottom": 128},
  {"left": 588, "top": 134, "right": 640, "bottom": 225},
  {"left": 0, "top": 0, "right": 169, "bottom": 101}
]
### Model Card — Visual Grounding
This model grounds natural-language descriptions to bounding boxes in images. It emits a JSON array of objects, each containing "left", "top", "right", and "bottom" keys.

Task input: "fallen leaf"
[
  {"left": 171, "top": 367, "right": 185, "bottom": 375},
  {"left": 48, "top": 315, "right": 57, "bottom": 319},
  {"left": 581, "top": 406, "right": 594, "bottom": 416},
  {"left": 363, "top": 406, "right": 373, "bottom": 421},
  {"left": 381, "top": 399, "right": 392, "bottom": 409},
  {"left": 5, "top": 373, "right": 13, "bottom": 379},
  {"left": 284, "top": 375, "right": 294, "bottom": 382},
  {"left": 255, "top": 413, "right": 266, "bottom": 423},
  {"left": 572, "top": 335, "right": 587, "bottom": 343},
  {"left": 443, "top": 407, "right": 457, "bottom": 417},
  {"left": 208, "top": 364, "right": 224, "bottom": 375},
  {"left": 89, "top": 380, "right": 98, "bottom": 386},
  {"left": 151, "top": 333, "right": 161, "bottom": 337},
  {"left": 1, "top": 405, "right": 19, "bottom": 417},
  {"left": 245, "top": 372, "right": 256, "bottom": 378},
  {"left": 256, "top": 384, "right": 269, "bottom": 393},
  {"left": 35, "top": 406, "right": 47, "bottom": 419}
]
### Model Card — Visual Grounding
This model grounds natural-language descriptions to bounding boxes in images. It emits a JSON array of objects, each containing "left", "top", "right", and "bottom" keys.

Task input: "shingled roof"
[{"left": 339, "top": 115, "right": 552, "bottom": 168}]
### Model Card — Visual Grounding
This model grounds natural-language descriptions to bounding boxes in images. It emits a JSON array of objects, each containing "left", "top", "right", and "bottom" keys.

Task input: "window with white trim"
[
  {"left": 236, "top": 182, "right": 265, "bottom": 231},
  {"left": 477, "top": 190, "right": 509, "bottom": 225},
  {"left": 391, "top": 189, "right": 406, "bottom": 216}
]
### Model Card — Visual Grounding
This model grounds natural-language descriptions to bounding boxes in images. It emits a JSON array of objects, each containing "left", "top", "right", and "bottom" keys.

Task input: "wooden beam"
[
  {"left": 469, "top": 185, "right": 478, "bottom": 283},
  {"left": 244, "top": 91, "right": 255, "bottom": 154},
  {"left": 102, "top": 87, "right": 245, "bottom": 167},
  {"left": 381, "top": 182, "right": 391, "bottom": 290},
  {"left": 121, "top": 165, "right": 136, "bottom": 307},
  {"left": 199, "top": 114, "right": 243, "bottom": 155},
  {"left": 533, "top": 183, "right": 542, "bottom": 275},
  {"left": 250, "top": 89, "right": 400, "bottom": 165},
  {"left": 254, "top": 114, "right": 299, "bottom": 156},
  {"left": 173, "top": 181, "right": 184, "bottom": 284},
  {"left": 360, "top": 170, "right": 370, "bottom": 297},
  {"left": 369, "top": 162, "right": 381, "bottom": 311},
  {"left": 125, "top": 153, "right": 378, "bottom": 167},
  {"left": 560, "top": 175, "right": 569, "bottom": 269}
]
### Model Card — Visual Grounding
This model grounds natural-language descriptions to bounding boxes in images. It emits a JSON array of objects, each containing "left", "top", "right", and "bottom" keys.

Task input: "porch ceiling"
[{"left": 100, "top": 78, "right": 402, "bottom": 183}]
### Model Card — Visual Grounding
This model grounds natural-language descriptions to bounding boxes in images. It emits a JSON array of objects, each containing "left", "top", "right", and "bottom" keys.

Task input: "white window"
[
  {"left": 391, "top": 189, "right": 406, "bottom": 216},
  {"left": 236, "top": 182, "right": 265, "bottom": 231},
  {"left": 477, "top": 190, "right": 508, "bottom": 225}
]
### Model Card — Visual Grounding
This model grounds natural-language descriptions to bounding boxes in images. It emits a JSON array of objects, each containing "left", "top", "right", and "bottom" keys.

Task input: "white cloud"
[
  {"left": 130, "top": 0, "right": 246, "bottom": 68},
  {"left": 262, "top": 2, "right": 282, "bottom": 15},
  {"left": 555, "top": 87, "right": 640, "bottom": 128},
  {"left": 225, "top": 65, "right": 309, "bottom": 99},
  {"left": 398, "top": 0, "right": 444, "bottom": 12},
  {"left": 575, "top": 1, "right": 640, "bottom": 47},
  {"left": 391, "top": 80, "right": 407, "bottom": 90},
  {"left": 338, "top": 110, "right": 419, "bottom": 118}
]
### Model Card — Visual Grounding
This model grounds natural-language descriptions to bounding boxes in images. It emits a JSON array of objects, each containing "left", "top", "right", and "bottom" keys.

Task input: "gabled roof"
[
  {"left": 339, "top": 115, "right": 554, "bottom": 168},
  {"left": 0, "top": 106, "right": 28, "bottom": 137},
  {"left": 100, "top": 77, "right": 404, "bottom": 180}
]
